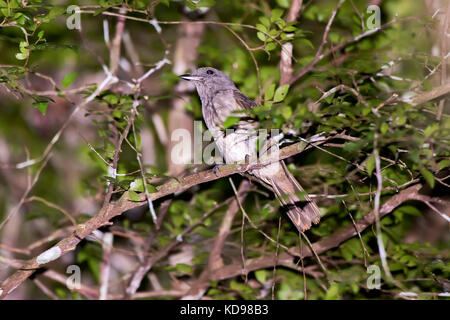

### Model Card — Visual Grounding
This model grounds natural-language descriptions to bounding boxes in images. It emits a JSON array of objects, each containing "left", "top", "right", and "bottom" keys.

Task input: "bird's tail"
[{"left": 270, "top": 162, "right": 321, "bottom": 232}]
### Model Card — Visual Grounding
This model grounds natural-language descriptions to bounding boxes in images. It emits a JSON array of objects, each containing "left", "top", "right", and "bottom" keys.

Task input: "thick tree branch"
[
  {"left": 279, "top": 0, "right": 303, "bottom": 85},
  {"left": 0, "top": 133, "right": 423, "bottom": 299},
  {"left": 0, "top": 137, "right": 327, "bottom": 299},
  {"left": 211, "top": 183, "right": 423, "bottom": 281},
  {"left": 411, "top": 81, "right": 450, "bottom": 106}
]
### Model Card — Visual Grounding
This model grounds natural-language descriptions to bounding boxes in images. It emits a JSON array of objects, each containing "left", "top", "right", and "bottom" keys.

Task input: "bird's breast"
[{"left": 215, "top": 130, "right": 258, "bottom": 164}]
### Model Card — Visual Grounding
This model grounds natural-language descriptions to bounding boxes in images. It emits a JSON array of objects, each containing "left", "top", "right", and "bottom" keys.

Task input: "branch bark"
[
  {"left": 0, "top": 135, "right": 423, "bottom": 299},
  {"left": 0, "top": 138, "right": 324, "bottom": 299},
  {"left": 211, "top": 183, "right": 423, "bottom": 281},
  {"left": 279, "top": 0, "right": 303, "bottom": 85},
  {"left": 411, "top": 81, "right": 450, "bottom": 106}
]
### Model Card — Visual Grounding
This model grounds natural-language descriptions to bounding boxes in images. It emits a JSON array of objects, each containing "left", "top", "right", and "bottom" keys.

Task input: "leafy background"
[{"left": 0, "top": 0, "right": 448, "bottom": 300}]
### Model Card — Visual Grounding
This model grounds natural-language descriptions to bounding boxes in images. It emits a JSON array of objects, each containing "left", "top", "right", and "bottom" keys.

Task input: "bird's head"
[{"left": 180, "top": 67, "right": 236, "bottom": 94}]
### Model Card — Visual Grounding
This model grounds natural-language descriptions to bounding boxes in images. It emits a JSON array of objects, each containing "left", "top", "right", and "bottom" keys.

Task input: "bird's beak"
[{"left": 179, "top": 74, "right": 203, "bottom": 81}]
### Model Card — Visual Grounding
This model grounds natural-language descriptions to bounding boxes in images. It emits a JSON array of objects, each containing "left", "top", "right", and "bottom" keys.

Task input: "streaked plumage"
[{"left": 180, "top": 67, "right": 320, "bottom": 231}]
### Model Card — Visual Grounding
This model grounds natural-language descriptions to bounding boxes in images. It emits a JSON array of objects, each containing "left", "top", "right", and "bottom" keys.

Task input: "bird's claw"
[
  {"left": 244, "top": 154, "right": 251, "bottom": 165},
  {"left": 213, "top": 164, "right": 225, "bottom": 175}
]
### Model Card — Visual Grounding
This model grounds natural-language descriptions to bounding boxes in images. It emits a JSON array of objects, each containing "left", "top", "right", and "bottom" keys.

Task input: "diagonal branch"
[{"left": 0, "top": 137, "right": 325, "bottom": 299}]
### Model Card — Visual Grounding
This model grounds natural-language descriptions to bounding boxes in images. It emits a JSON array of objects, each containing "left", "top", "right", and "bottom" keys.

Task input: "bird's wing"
[
  {"left": 233, "top": 90, "right": 258, "bottom": 110},
  {"left": 210, "top": 90, "right": 257, "bottom": 130}
]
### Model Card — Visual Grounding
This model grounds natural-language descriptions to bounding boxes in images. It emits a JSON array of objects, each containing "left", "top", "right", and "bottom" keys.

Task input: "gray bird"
[{"left": 180, "top": 67, "right": 320, "bottom": 231}]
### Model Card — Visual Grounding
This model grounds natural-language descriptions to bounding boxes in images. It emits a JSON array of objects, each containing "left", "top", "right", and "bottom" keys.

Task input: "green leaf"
[
  {"left": 284, "top": 24, "right": 297, "bottom": 32},
  {"left": 33, "top": 101, "right": 48, "bottom": 115},
  {"left": 280, "top": 105, "right": 292, "bottom": 119},
  {"left": 329, "top": 32, "right": 340, "bottom": 43},
  {"left": 259, "top": 16, "right": 271, "bottom": 28},
  {"left": 380, "top": 122, "right": 389, "bottom": 134},
  {"left": 298, "top": 38, "right": 314, "bottom": 49},
  {"left": 62, "top": 72, "right": 77, "bottom": 88},
  {"left": 264, "top": 83, "right": 276, "bottom": 101},
  {"left": 424, "top": 123, "right": 438, "bottom": 137},
  {"left": 420, "top": 168, "right": 435, "bottom": 188},
  {"left": 325, "top": 283, "right": 341, "bottom": 300},
  {"left": 276, "top": 0, "right": 290, "bottom": 8},
  {"left": 274, "top": 84, "right": 290, "bottom": 102},
  {"left": 366, "top": 154, "right": 375, "bottom": 176},
  {"left": 128, "top": 190, "right": 140, "bottom": 202},
  {"left": 257, "top": 32, "right": 266, "bottom": 42},
  {"left": 439, "top": 159, "right": 450, "bottom": 170},
  {"left": 15, "top": 52, "right": 27, "bottom": 60},
  {"left": 103, "top": 93, "right": 119, "bottom": 105},
  {"left": 265, "top": 42, "right": 277, "bottom": 51},
  {"left": 271, "top": 9, "right": 284, "bottom": 21},
  {"left": 256, "top": 24, "right": 267, "bottom": 33},
  {"left": 223, "top": 116, "right": 240, "bottom": 129},
  {"left": 175, "top": 263, "right": 192, "bottom": 274},
  {"left": 195, "top": 0, "right": 216, "bottom": 7},
  {"left": 254, "top": 270, "right": 267, "bottom": 284},
  {"left": 129, "top": 179, "right": 144, "bottom": 192}
]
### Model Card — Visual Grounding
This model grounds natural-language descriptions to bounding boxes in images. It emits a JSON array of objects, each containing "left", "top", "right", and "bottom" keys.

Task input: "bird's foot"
[
  {"left": 244, "top": 154, "right": 251, "bottom": 165},
  {"left": 213, "top": 163, "right": 225, "bottom": 176}
]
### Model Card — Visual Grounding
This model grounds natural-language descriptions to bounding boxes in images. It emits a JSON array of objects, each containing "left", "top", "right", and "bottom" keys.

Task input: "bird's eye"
[{"left": 206, "top": 69, "right": 214, "bottom": 75}]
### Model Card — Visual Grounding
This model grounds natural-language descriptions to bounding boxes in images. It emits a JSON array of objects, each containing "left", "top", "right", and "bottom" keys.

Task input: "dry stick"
[
  {"left": 342, "top": 200, "right": 368, "bottom": 267},
  {"left": 279, "top": 0, "right": 304, "bottom": 85},
  {"left": 0, "top": 153, "right": 52, "bottom": 231},
  {"left": 103, "top": 109, "right": 136, "bottom": 207},
  {"left": 77, "top": 11, "right": 287, "bottom": 55},
  {"left": 271, "top": 217, "right": 282, "bottom": 300},
  {"left": 208, "top": 180, "right": 251, "bottom": 270},
  {"left": 13, "top": 71, "right": 117, "bottom": 170},
  {"left": 223, "top": 25, "right": 262, "bottom": 98},
  {"left": 210, "top": 184, "right": 423, "bottom": 282},
  {"left": 26, "top": 227, "right": 73, "bottom": 252},
  {"left": 289, "top": 16, "right": 406, "bottom": 85},
  {"left": 0, "top": 182, "right": 423, "bottom": 299},
  {"left": 301, "top": 232, "right": 330, "bottom": 281},
  {"left": 78, "top": 133, "right": 111, "bottom": 167},
  {"left": 311, "top": 84, "right": 370, "bottom": 111},
  {"left": 0, "top": 256, "right": 98, "bottom": 299},
  {"left": 373, "top": 136, "right": 393, "bottom": 281},
  {"left": 181, "top": 182, "right": 252, "bottom": 299},
  {"left": 131, "top": 102, "right": 157, "bottom": 222},
  {"left": 127, "top": 56, "right": 171, "bottom": 222},
  {"left": 411, "top": 81, "right": 450, "bottom": 106},
  {"left": 297, "top": 233, "right": 307, "bottom": 299},
  {"left": 229, "top": 177, "right": 248, "bottom": 282},
  {"left": 349, "top": 0, "right": 364, "bottom": 32},
  {"left": 423, "top": 201, "right": 450, "bottom": 223},
  {"left": 32, "top": 278, "right": 60, "bottom": 300},
  {"left": 102, "top": 11, "right": 128, "bottom": 207},
  {"left": 228, "top": 178, "right": 291, "bottom": 253},
  {"left": 109, "top": 6, "right": 127, "bottom": 75},
  {"left": 437, "top": 2, "right": 450, "bottom": 121},
  {"left": 25, "top": 196, "right": 77, "bottom": 227},
  {"left": 288, "top": 0, "right": 345, "bottom": 85},
  {"left": 125, "top": 199, "right": 231, "bottom": 297},
  {"left": 99, "top": 232, "right": 113, "bottom": 300},
  {"left": 372, "top": 93, "right": 398, "bottom": 117},
  {"left": 0, "top": 244, "right": 30, "bottom": 256}
]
